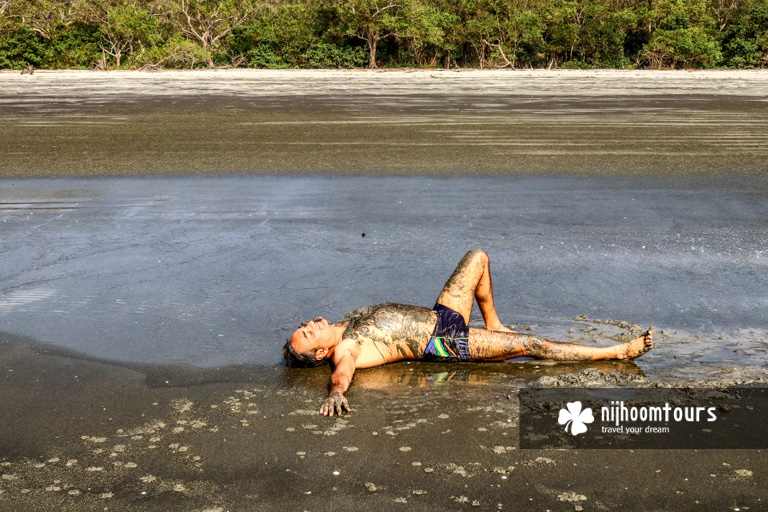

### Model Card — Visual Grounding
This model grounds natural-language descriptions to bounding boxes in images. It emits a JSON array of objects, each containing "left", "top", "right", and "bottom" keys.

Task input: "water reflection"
[
  {"left": 348, "top": 360, "right": 645, "bottom": 391},
  {"left": 2, "top": 330, "right": 644, "bottom": 392}
]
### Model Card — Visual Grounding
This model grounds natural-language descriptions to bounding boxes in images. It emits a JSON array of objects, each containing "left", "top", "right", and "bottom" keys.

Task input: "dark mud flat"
[
  {"left": 1, "top": 70, "right": 767, "bottom": 511},
  {"left": 1, "top": 332, "right": 765, "bottom": 512}
]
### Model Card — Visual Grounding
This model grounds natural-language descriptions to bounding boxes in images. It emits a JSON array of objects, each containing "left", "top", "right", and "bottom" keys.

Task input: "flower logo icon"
[{"left": 558, "top": 401, "right": 594, "bottom": 436}]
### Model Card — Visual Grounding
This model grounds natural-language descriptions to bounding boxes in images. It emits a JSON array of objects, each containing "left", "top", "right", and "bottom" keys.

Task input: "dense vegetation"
[{"left": 1, "top": 0, "right": 767, "bottom": 70}]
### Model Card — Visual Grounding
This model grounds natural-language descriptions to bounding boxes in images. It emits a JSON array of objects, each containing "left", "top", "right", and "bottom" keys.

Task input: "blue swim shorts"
[{"left": 423, "top": 303, "right": 471, "bottom": 361}]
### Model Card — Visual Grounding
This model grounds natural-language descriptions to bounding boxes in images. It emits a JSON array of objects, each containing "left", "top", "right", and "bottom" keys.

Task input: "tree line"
[{"left": 1, "top": 0, "right": 767, "bottom": 70}]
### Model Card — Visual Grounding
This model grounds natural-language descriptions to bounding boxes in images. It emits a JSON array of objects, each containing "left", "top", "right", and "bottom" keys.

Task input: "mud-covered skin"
[
  {"left": 438, "top": 250, "right": 482, "bottom": 317},
  {"left": 468, "top": 327, "right": 655, "bottom": 361},
  {"left": 320, "top": 391, "right": 350, "bottom": 416},
  {"left": 338, "top": 303, "right": 438, "bottom": 368},
  {"left": 435, "top": 249, "right": 509, "bottom": 331},
  {"left": 335, "top": 302, "right": 654, "bottom": 366}
]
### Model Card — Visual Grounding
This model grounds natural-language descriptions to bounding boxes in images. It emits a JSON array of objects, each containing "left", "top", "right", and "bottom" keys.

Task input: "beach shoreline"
[{"left": 2, "top": 67, "right": 768, "bottom": 78}]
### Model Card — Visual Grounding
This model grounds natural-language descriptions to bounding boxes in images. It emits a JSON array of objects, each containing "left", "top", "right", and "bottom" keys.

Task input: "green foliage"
[
  {"left": 45, "top": 22, "right": 102, "bottom": 69},
  {"left": 0, "top": 25, "right": 45, "bottom": 68},
  {"left": 134, "top": 34, "right": 212, "bottom": 69},
  {"left": 108, "top": 4, "right": 161, "bottom": 47},
  {"left": 332, "top": 0, "right": 407, "bottom": 67},
  {"left": 303, "top": 43, "right": 367, "bottom": 68},
  {"left": 224, "top": 4, "right": 334, "bottom": 68},
  {"left": 247, "top": 4, "right": 319, "bottom": 65},
  {"left": 400, "top": 2, "right": 461, "bottom": 66},
  {"left": 719, "top": 1, "right": 768, "bottom": 68},
  {"left": 580, "top": 7, "right": 637, "bottom": 68},
  {"left": 503, "top": 10, "right": 547, "bottom": 67},
  {"left": 0, "top": 0, "right": 765, "bottom": 69},
  {"left": 725, "top": 37, "right": 761, "bottom": 67},
  {"left": 560, "top": 59, "right": 592, "bottom": 69},
  {"left": 644, "top": 27, "right": 722, "bottom": 68},
  {"left": 247, "top": 44, "right": 288, "bottom": 68},
  {"left": 639, "top": 0, "right": 722, "bottom": 68},
  {"left": 226, "top": 25, "right": 263, "bottom": 56},
  {"left": 225, "top": 26, "right": 287, "bottom": 67}
]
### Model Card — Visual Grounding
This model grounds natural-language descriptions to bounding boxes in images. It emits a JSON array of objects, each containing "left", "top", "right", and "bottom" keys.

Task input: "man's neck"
[{"left": 329, "top": 321, "right": 350, "bottom": 348}]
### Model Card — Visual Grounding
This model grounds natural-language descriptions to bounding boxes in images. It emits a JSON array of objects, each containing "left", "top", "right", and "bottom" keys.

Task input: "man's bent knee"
[{"left": 464, "top": 248, "right": 488, "bottom": 265}]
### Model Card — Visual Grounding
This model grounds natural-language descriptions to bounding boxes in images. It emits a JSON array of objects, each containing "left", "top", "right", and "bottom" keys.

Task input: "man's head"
[{"left": 283, "top": 317, "right": 334, "bottom": 368}]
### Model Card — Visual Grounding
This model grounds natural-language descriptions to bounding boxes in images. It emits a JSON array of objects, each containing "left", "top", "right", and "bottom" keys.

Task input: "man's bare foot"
[{"left": 619, "top": 330, "right": 654, "bottom": 359}]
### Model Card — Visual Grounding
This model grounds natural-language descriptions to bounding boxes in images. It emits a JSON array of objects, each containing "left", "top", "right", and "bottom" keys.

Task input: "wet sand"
[
  {"left": 1, "top": 70, "right": 767, "bottom": 510},
  {"left": 1, "top": 330, "right": 766, "bottom": 511},
  {"left": 1, "top": 69, "right": 768, "bottom": 177}
]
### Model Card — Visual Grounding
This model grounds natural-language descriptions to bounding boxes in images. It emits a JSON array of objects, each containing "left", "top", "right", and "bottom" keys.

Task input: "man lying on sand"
[{"left": 284, "top": 249, "right": 653, "bottom": 416}]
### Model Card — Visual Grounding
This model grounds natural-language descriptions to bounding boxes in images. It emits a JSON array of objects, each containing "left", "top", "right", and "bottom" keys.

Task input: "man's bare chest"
[{"left": 342, "top": 304, "right": 438, "bottom": 368}]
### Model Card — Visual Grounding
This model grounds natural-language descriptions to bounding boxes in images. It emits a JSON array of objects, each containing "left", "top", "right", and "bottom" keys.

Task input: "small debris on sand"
[{"left": 558, "top": 491, "right": 587, "bottom": 502}]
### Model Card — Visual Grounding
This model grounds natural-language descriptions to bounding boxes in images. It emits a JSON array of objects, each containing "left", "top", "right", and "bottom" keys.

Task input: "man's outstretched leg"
[
  {"left": 468, "top": 328, "right": 654, "bottom": 361},
  {"left": 436, "top": 249, "right": 512, "bottom": 331}
]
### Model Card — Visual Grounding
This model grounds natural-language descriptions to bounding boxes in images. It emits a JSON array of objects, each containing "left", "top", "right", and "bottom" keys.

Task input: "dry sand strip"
[
  {"left": 2, "top": 69, "right": 768, "bottom": 99},
  {"left": 1, "top": 69, "right": 767, "bottom": 177}
]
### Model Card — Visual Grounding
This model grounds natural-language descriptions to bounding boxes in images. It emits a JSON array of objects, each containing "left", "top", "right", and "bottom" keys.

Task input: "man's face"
[{"left": 290, "top": 317, "right": 332, "bottom": 357}]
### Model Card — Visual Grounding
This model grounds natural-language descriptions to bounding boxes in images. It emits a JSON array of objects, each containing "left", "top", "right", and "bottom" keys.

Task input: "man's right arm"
[{"left": 319, "top": 350, "right": 356, "bottom": 416}]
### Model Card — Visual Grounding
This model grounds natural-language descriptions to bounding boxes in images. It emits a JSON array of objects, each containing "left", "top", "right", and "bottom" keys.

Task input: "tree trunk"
[{"left": 368, "top": 37, "right": 377, "bottom": 68}]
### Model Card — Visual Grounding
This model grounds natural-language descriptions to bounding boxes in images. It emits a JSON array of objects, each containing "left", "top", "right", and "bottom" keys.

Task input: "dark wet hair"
[{"left": 283, "top": 338, "right": 329, "bottom": 368}]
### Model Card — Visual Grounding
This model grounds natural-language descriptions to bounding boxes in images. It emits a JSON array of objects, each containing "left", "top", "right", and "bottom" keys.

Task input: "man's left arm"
[{"left": 320, "top": 350, "right": 356, "bottom": 416}]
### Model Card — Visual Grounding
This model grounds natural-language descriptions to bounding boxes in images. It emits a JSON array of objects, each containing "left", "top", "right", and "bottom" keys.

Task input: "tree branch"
[{"left": 481, "top": 38, "right": 513, "bottom": 68}]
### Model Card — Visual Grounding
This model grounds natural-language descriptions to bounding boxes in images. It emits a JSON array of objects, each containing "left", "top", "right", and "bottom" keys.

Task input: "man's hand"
[{"left": 320, "top": 391, "right": 351, "bottom": 416}]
